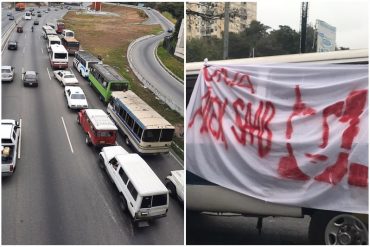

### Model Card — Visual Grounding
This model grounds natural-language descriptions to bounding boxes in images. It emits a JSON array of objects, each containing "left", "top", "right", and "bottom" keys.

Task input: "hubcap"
[{"left": 325, "top": 214, "right": 368, "bottom": 245}]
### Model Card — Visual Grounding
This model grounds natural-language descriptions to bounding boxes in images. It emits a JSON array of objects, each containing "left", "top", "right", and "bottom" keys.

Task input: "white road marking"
[
  {"left": 61, "top": 117, "right": 74, "bottom": 153},
  {"left": 18, "top": 118, "right": 22, "bottom": 159},
  {"left": 25, "top": 34, "right": 26, "bottom": 39},
  {"left": 41, "top": 47, "right": 43, "bottom": 54},
  {"left": 21, "top": 68, "right": 24, "bottom": 80},
  {"left": 46, "top": 67, "right": 51, "bottom": 80}
]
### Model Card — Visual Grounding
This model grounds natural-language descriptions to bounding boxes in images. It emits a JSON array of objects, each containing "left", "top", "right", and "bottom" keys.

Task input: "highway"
[
  {"left": 129, "top": 7, "right": 184, "bottom": 115},
  {"left": 2, "top": 6, "right": 184, "bottom": 245}
]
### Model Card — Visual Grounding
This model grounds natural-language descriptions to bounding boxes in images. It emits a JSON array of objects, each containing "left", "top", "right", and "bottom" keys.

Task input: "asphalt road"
[
  {"left": 129, "top": 7, "right": 184, "bottom": 115},
  {"left": 187, "top": 213, "right": 310, "bottom": 245},
  {"left": 2, "top": 6, "right": 184, "bottom": 245}
]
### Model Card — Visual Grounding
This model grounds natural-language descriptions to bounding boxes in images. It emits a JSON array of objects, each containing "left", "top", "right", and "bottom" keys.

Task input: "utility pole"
[
  {"left": 300, "top": 2, "right": 308, "bottom": 53},
  {"left": 223, "top": 2, "right": 230, "bottom": 59}
]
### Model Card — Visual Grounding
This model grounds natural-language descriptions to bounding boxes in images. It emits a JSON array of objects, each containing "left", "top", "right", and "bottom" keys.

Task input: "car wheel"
[
  {"left": 125, "top": 136, "right": 130, "bottom": 147},
  {"left": 98, "top": 155, "right": 105, "bottom": 169},
  {"left": 166, "top": 181, "right": 177, "bottom": 198},
  {"left": 309, "top": 210, "right": 368, "bottom": 245},
  {"left": 120, "top": 195, "right": 128, "bottom": 212},
  {"left": 85, "top": 134, "right": 91, "bottom": 146}
]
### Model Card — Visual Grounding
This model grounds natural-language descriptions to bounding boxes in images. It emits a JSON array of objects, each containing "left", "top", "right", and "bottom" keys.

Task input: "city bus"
[
  {"left": 73, "top": 51, "right": 102, "bottom": 78},
  {"left": 49, "top": 44, "right": 68, "bottom": 69},
  {"left": 107, "top": 90, "right": 175, "bottom": 154},
  {"left": 88, "top": 63, "right": 129, "bottom": 103},
  {"left": 61, "top": 37, "right": 80, "bottom": 55},
  {"left": 186, "top": 49, "right": 369, "bottom": 244},
  {"left": 47, "top": 35, "right": 61, "bottom": 51}
]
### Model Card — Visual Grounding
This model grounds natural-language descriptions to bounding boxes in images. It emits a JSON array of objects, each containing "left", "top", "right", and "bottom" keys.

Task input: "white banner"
[
  {"left": 187, "top": 64, "right": 368, "bottom": 213},
  {"left": 316, "top": 19, "right": 336, "bottom": 52}
]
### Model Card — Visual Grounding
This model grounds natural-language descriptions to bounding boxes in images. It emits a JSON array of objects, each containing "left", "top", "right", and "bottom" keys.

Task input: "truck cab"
[{"left": 1, "top": 119, "right": 20, "bottom": 176}]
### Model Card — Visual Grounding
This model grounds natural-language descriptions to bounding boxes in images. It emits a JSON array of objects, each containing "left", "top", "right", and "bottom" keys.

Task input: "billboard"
[{"left": 316, "top": 19, "right": 336, "bottom": 52}]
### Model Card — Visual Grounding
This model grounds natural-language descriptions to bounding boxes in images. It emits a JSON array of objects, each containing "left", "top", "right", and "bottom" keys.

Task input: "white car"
[
  {"left": 54, "top": 70, "right": 78, "bottom": 86},
  {"left": 165, "top": 170, "right": 184, "bottom": 202},
  {"left": 64, "top": 86, "right": 88, "bottom": 109},
  {"left": 2, "top": 66, "right": 14, "bottom": 82}
]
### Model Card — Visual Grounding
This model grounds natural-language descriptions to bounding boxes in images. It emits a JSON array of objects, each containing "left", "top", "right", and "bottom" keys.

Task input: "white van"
[
  {"left": 99, "top": 146, "right": 169, "bottom": 222},
  {"left": 24, "top": 11, "right": 31, "bottom": 20}
]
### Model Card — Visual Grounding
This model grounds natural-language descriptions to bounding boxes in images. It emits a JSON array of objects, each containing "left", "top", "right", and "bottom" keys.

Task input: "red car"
[{"left": 77, "top": 109, "right": 118, "bottom": 146}]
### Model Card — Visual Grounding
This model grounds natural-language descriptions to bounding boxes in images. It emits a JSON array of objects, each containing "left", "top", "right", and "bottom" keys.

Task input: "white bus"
[
  {"left": 49, "top": 44, "right": 68, "bottom": 69},
  {"left": 24, "top": 11, "right": 31, "bottom": 20},
  {"left": 47, "top": 35, "right": 61, "bottom": 51},
  {"left": 186, "top": 49, "right": 369, "bottom": 244},
  {"left": 107, "top": 90, "right": 175, "bottom": 154},
  {"left": 73, "top": 50, "right": 102, "bottom": 78}
]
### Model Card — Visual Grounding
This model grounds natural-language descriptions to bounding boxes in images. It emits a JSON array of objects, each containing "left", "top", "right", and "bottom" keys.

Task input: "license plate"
[{"left": 100, "top": 141, "right": 105, "bottom": 144}]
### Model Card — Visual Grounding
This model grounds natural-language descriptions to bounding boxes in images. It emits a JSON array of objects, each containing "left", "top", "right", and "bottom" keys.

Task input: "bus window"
[
  {"left": 142, "top": 129, "right": 161, "bottom": 142},
  {"left": 55, "top": 53, "right": 67, "bottom": 59},
  {"left": 160, "top": 129, "right": 175, "bottom": 142}
]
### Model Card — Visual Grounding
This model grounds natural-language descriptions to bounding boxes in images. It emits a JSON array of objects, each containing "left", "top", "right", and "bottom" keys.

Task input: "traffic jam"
[{"left": 1, "top": 3, "right": 184, "bottom": 232}]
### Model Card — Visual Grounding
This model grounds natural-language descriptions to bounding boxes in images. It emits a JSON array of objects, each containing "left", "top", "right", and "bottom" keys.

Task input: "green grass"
[
  {"left": 157, "top": 42, "right": 184, "bottom": 82},
  {"left": 161, "top": 11, "right": 177, "bottom": 24}
]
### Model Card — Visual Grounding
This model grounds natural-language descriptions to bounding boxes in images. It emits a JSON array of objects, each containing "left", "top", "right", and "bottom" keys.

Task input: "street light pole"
[{"left": 223, "top": 2, "right": 230, "bottom": 59}]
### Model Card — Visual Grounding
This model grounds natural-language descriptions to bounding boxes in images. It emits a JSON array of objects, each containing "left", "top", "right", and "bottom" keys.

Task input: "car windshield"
[
  {"left": 2, "top": 69, "right": 11, "bottom": 73},
  {"left": 71, "top": 93, "right": 85, "bottom": 100},
  {"left": 64, "top": 75, "right": 75, "bottom": 79}
]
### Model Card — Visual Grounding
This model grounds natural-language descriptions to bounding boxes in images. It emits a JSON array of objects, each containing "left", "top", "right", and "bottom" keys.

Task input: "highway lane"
[
  {"left": 2, "top": 8, "right": 184, "bottom": 245},
  {"left": 129, "top": 7, "right": 184, "bottom": 115}
]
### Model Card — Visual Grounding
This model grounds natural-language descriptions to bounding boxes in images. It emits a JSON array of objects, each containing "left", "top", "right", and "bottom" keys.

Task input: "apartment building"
[{"left": 187, "top": 2, "right": 257, "bottom": 39}]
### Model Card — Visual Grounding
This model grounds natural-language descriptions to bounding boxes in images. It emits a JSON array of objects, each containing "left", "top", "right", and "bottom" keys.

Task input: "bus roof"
[
  {"left": 111, "top": 90, "right": 174, "bottom": 129},
  {"left": 85, "top": 109, "right": 118, "bottom": 131},
  {"left": 76, "top": 50, "right": 101, "bottom": 63},
  {"left": 45, "top": 29, "right": 57, "bottom": 36},
  {"left": 116, "top": 153, "right": 168, "bottom": 196},
  {"left": 187, "top": 49, "right": 369, "bottom": 76},
  {"left": 50, "top": 44, "right": 68, "bottom": 53},
  {"left": 91, "top": 64, "right": 128, "bottom": 83},
  {"left": 48, "top": 35, "right": 61, "bottom": 42}
]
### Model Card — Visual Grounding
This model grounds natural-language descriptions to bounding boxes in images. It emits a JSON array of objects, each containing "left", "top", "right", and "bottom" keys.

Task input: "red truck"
[
  {"left": 56, "top": 21, "right": 65, "bottom": 34},
  {"left": 15, "top": 2, "right": 26, "bottom": 11}
]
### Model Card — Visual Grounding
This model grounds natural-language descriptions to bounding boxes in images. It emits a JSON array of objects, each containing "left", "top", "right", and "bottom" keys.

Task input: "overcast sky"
[{"left": 257, "top": 0, "right": 368, "bottom": 49}]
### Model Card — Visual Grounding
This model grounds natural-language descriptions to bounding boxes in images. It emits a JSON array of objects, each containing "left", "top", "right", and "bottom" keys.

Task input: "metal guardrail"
[{"left": 127, "top": 35, "right": 184, "bottom": 116}]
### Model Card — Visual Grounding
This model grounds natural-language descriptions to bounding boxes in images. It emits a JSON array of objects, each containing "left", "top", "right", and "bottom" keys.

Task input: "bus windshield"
[{"left": 110, "top": 82, "right": 128, "bottom": 91}]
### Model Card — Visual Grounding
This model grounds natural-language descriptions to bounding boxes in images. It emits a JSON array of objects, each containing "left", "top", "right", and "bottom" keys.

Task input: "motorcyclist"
[{"left": 31, "top": 26, "right": 33, "bottom": 32}]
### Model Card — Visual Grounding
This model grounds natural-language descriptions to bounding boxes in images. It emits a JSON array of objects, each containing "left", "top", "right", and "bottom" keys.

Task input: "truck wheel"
[
  {"left": 309, "top": 210, "right": 368, "bottom": 245},
  {"left": 85, "top": 135, "right": 91, "bottom": 146},
  {"left": 120, "top": 195, "right": 128, "bottom": 212},
  {"left": 166, "top": 181, "right": 177, "bottom": 198}
]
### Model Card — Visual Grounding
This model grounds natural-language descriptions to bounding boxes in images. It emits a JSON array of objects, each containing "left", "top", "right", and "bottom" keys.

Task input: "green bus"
[{"left": 88, "top": 64, "right": 129, "bottom": 103}]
